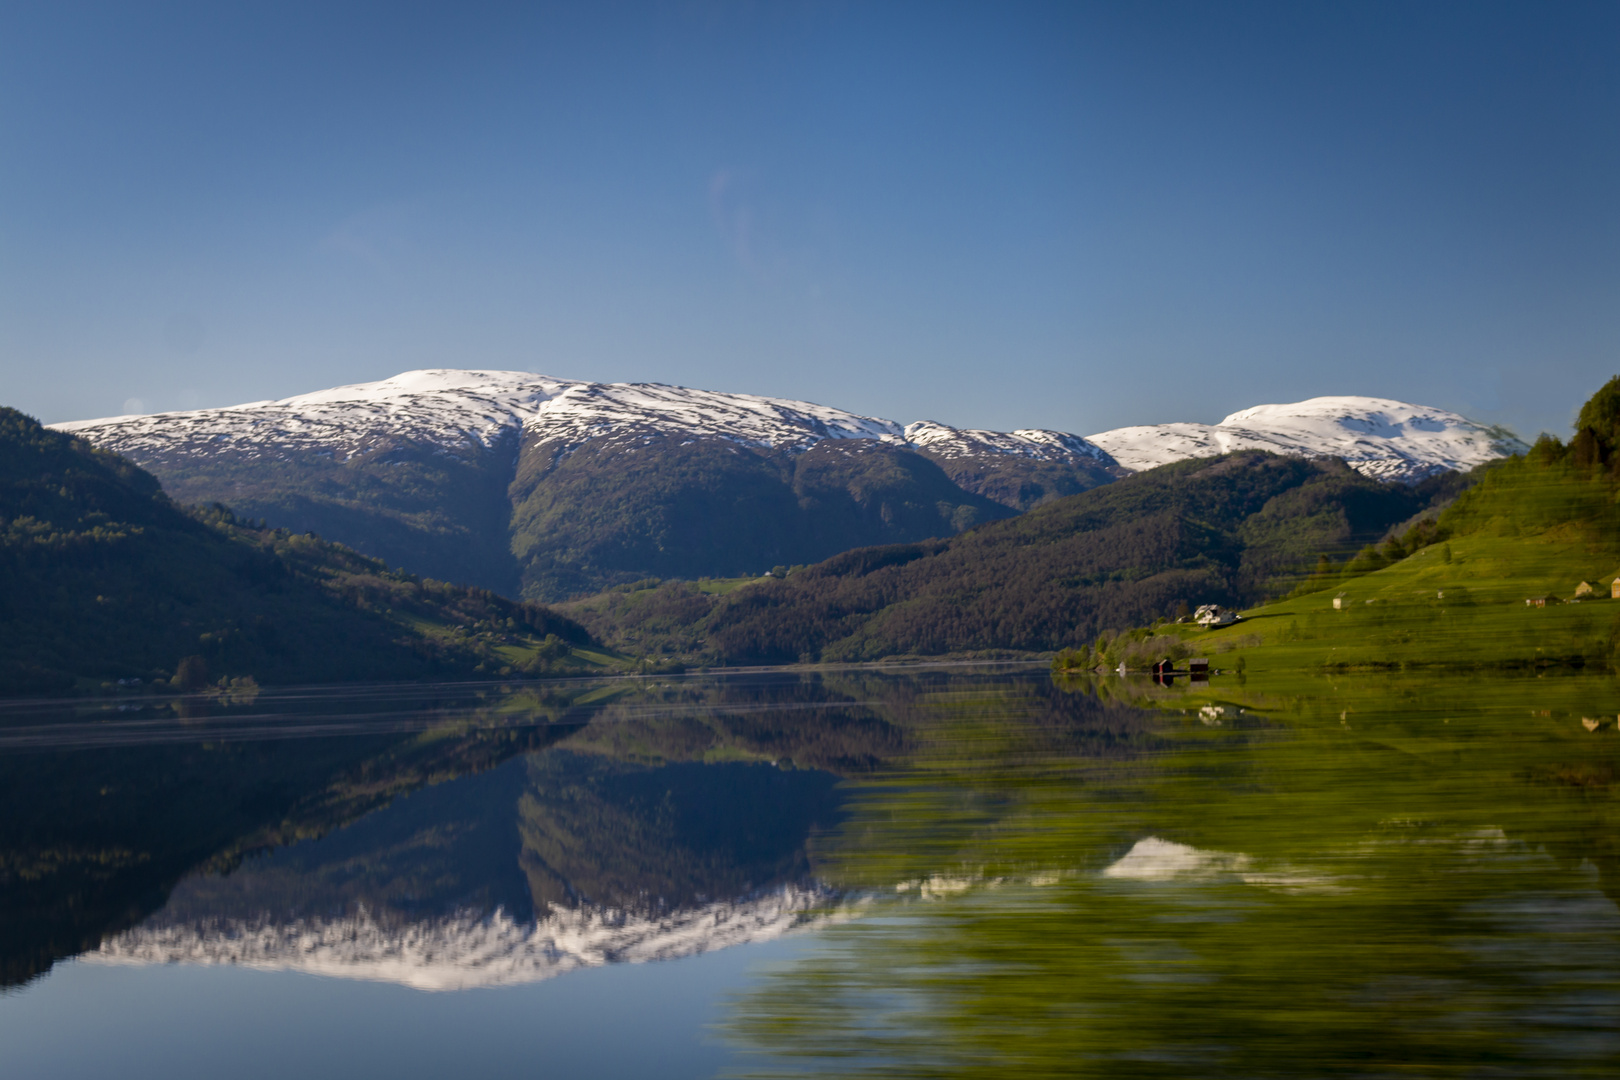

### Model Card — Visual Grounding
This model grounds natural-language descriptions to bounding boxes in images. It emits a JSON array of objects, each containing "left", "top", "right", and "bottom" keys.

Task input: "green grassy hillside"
[
  {"left": 0, "top": 409, "right": 601, "bottom": 694},
  {"left": 1084, "top": 377, "right": 1620, "bottom": 676}
]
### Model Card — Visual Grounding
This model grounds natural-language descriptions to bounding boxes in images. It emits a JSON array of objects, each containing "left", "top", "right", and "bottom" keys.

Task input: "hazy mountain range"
[{"left": 53, "top": 370, "right": 1525, "bottom": 600}]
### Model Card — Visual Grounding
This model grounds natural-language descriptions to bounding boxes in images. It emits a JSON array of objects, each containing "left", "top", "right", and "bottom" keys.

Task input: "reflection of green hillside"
[
  {"left": 518, "top": 753, "right": 844, "bottom": 911},
  {"left": 724, "top": 671, "right": 1620, "bottom": 1076},
  {"left": 155, "top": 749, "right": 849, "bottom": 929},
  {"left": 0, "top": 684, "right": 599, "bottom": 988},
  {"left": 0, "top": 673, "right": 917, "bottom": 987},
  {"left": 158, "top": 754, "right": 542, "bottom": 925}
]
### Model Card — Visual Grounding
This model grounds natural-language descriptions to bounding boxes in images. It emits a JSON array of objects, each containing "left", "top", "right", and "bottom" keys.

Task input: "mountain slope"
[
  {"left": 0, "top": 408, "right": 594, "bottom": 694},
  {"left": 52, "top": 372, "right": 1522, "bottom": 600},
  {"left": 53, "top": 371, "right": 1109, "bottom": 598},
  {"left": 566, "top": 452, "right": 1471, "bottom": 664},
  {"left": 1146, "top": 376, "right": 1620, "bottom": 675}
]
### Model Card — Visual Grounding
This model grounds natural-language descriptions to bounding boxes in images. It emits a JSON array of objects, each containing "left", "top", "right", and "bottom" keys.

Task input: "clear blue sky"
[{"left": 3, "top": 1, "right": 1617, "bottom": 440}]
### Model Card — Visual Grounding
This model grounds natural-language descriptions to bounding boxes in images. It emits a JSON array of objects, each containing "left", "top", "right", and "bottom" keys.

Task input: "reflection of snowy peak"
[
  {"left": 89, "top": 885, "right": 833, "bottom": 993},
  {"left": 1085, "top": 396, "right": 1527, "bottom": 483}
]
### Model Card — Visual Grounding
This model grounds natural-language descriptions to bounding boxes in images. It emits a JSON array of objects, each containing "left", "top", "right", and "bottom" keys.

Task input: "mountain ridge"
[
  {"left": 49, "top": 371, "right": 1525, "bottom": 599},
  {"left": 52, "top": 370, "right": 1524, "bottom": 483}
]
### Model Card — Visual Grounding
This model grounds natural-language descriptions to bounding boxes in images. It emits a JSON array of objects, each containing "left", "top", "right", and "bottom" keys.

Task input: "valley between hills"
[{"left": 12, "top": 367, "right": 1608, "bottom": 694}]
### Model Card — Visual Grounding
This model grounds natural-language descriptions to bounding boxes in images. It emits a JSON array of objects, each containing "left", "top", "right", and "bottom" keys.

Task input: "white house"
[{"left": 1193, "top": 604, "right": 1239, "bottom": 627}]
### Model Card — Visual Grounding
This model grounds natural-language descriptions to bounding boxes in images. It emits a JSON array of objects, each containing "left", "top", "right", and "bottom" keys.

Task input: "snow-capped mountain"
[
  {"left": 51, "top": 368, "right": 1116, "bottom": 469},
  {"left": 88, "top": 885, "right": 837, "bottom": 992},
  {"left": 1085, "top": 396, "right": 1527, "bottom": 483},
  {"left": 46, "top": 371, "right": 1526, "bottom": 600},
  {"left": 54, "top": 370, "right": 1519, "bottom": 482},
  {"left": 53, "top": 369, "right": 576, "bottom": 460}
]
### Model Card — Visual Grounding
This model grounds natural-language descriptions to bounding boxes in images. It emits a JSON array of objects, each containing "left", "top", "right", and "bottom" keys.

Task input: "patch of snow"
[
  {"left": 1087, "top": 396, "right": 1526, "bottom": 484},
  {"left": 52, "top": 369, "right": 577, "bottom": 461},
  {"left": 51, "top": 369, "right": 908, "bottom": 464},
  {"left": 528, "top": 381, "right": 905, "bottom": 453},
  {"left": 51, "top": 374, "right": 1523, "bottom": 484},
  {"left": 904, "top": 421, "right": 1118, "bottom": 467}
]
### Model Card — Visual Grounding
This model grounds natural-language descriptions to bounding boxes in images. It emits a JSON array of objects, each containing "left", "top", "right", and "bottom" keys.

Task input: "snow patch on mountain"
[
  {"left": 87, "top": 884, "right": 837, "bottom": 992},
  {"left": 52, "top": 369, "right": 578, "bottom": 461},
  {"left": 904, "top": 421, "right": 1116, "bottom": 466},
  {"left": 1086, "top": 396, "right": 1527, "bottom": 483},
  {"left": 52, "top": 369, "right": 906, "bottom": 463},
  {"left": 51, "top": 372, "right": 1523, "bottom": 483},
  {"left": 529, "top": 380, "right": 904, "bottom": 452}
]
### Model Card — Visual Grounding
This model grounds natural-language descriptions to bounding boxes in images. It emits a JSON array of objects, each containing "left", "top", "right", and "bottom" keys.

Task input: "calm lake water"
[{"left": 2, "top": 666, "right": 1618, "bottom": 1077}]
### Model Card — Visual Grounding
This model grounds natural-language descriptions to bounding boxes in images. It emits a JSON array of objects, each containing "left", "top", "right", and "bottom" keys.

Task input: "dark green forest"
[
  {"left": 567, "top": 452, "right": 1471, "bottom": 664},
  {"left": 509, "top": 433, "right": 1017, "bottom": 598},
  {"left": 0, "top": 409, "right": 593, "bottom": 695},
  {"left": 915, "top": 444, "right": 1122, "bottom": 511},
  {"left": 143, "top": 430, "right": 530, "bottom": 596}
]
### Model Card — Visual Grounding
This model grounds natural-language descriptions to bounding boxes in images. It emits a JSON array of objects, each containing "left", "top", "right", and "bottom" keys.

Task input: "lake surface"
[{"left": 3, "top": 666, "right": 1618, "bottom": 1076}]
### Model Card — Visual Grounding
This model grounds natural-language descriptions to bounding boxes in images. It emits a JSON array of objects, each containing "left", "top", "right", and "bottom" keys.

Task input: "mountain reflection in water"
[
  {"left": 89, "top": 886, "right": 831, "bottom": 992},
  {"left": 3, "top": 668, "right": 1620, "bottom": 1077},
  {"left": 82, "top": 747, "right": 848, "bottom": 991}
]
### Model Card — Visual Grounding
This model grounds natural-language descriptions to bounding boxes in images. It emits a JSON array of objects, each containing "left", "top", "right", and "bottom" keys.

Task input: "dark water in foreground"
[{"left": 2, "top": 667, "right": 1618, "bottom": 1077}]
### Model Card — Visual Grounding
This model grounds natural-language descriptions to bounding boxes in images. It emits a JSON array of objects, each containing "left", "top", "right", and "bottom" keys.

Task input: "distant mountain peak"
[{"left": 1086, "top": 395, "right": 1526, "bottom": 483}]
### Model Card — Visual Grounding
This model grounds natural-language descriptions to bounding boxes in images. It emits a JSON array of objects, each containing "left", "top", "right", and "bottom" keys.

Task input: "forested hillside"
[
  {"left": 510, "top": 434, "right": 1016, "bottom": 598},
  {"left": 0, "top": 409, "right": 594, "bottom": 695},
  {"left": 140, "top": 429, "right": 529, "bottom": 597},
  {"left": 567, "top": 452, "right": 1470, "bottom": 664}
]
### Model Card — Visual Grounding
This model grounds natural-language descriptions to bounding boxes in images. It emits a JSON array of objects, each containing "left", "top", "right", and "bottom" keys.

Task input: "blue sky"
[{"left": 2, "top": 1, "right": 1617, "bottom": 439}]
